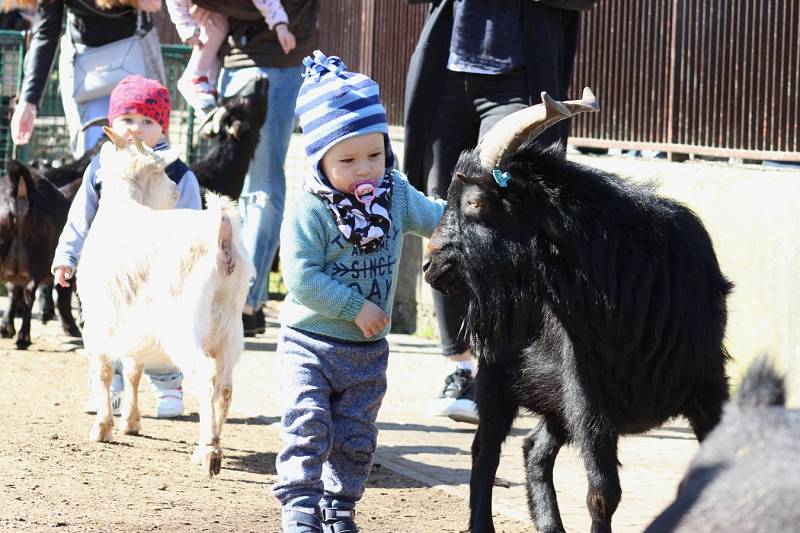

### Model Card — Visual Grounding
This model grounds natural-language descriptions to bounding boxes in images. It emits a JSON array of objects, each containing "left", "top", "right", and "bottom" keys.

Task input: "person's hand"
[
  {"left": 275, "top": 24, "right": 296, "bottom": 55},
  {"left": 137, "top": 0, "right": 162, "bottom": 13},
  {"left": 54, "top": 266, "right": 74, "bottom": 288},
  {"left": 185, "top": 34, "right": 202, "bottom": 48},
  {"left": 10, "top": 100, "right": 37, "bottom": 145},
  {"left": 189, "top": 4, "right": 214, "bottom": 28},
  {"left": 354, "top": 299, "right": 389, "bottom": 339}
]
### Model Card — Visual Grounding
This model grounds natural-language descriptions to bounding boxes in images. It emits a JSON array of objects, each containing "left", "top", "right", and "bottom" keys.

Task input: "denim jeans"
[
  {"left": 424, "top": 68, "right": 532, "bottom": 357},
  {"left": 218, "top": 65, "right": 305, "bottom": 309}
]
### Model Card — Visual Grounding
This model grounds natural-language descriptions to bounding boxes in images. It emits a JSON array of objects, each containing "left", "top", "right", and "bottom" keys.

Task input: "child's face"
[
  {"left": 110, "top": 113, "right": 164, "bottom": 148},
  {"left": 320, "top": 133, "right": 386, "bottom": 194}
]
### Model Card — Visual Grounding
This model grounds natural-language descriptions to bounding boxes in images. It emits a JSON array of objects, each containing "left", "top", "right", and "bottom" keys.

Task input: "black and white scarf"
[{"left": 305, "top": 170, "right": 394, "bottom": 252}]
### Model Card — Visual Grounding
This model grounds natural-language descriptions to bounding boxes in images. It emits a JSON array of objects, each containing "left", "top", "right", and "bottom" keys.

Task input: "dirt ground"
[{"left": 0, "top": 321, "right": 527, "bottom": 532}]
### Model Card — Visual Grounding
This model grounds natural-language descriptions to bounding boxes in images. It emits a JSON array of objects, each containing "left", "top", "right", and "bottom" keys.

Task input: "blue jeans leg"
[{"left": 218, "top": 65, "right": 304, "bottom": 309}]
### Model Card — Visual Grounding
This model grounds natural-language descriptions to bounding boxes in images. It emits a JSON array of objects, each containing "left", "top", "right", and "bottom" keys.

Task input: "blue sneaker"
[{"left": 282, "top": 507, "right": 323, "bottom": 533}]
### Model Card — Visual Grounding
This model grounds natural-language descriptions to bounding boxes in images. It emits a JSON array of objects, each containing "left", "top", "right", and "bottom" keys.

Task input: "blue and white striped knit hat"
[{"left": 295, "top": 50, "right": 394, "bottom": 176}]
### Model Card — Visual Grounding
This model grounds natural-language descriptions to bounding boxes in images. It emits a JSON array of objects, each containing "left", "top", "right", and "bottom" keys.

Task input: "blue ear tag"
[{"left": 492, "top": 169, "right": 511, "bottom": 188}]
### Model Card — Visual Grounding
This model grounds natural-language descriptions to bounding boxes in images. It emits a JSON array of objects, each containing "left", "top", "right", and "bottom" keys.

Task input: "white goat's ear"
[
  {"left": 103, "top": 126, "right": 127, "bottom": 149},
  {"left": 159, "top": 147, "right": 181, "bottom": 167}
]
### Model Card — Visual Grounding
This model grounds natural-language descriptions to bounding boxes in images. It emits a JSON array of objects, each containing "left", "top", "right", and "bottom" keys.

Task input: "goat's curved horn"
[
  {"left": 478, "top": 87, "right": 599, "bottom": 170},
  {"left": 103, "top": 126, "right": 127, "bottom": 150},
  {"left": 132, "top": 134, "right": 147, "bottom": 154}
]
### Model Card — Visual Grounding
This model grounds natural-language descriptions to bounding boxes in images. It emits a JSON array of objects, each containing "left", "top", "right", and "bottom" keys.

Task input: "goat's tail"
[
  {"left": 203, "top": 192, "right": 255, "bottom": 281},
  {"left": 736, "top": 354, "right": 785, "bottom": 408}
]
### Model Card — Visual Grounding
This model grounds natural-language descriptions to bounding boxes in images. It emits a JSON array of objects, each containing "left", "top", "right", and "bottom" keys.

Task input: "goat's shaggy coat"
[
  {"left": 646, "top": 356, "right": 800, "bottom": 533},
  {"left": 424, "top": 141, "right": 731, "bottom": 533},
  {"left": 0, "top": 161, "right": 81, "bottom": 348},
  {"left": 80, "top": 136, "right": 253, "bottom": 477}
]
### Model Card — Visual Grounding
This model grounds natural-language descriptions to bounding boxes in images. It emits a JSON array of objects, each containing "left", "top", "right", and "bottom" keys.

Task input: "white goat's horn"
[
  {"left": 132, "top": 134, "right": 147, "bottom": 155},
  {"left": 196, "top": 106, "right": 229, "bottom": 136},
  {"left": 103, "top": 126, "right": 127, "bottom": 150},
  {"left": 478, "top": 87, "right": 599, "bottom": 171}
]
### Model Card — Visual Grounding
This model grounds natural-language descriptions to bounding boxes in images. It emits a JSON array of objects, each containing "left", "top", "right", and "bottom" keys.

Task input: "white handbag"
[{"left": 71, "top": 11, "right": 146, "bottom": 104}]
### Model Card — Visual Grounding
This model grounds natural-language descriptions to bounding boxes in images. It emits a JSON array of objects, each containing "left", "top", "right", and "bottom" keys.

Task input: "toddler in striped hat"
[{"left": 273, "top": 51, "right": 446, "bottom": 533}]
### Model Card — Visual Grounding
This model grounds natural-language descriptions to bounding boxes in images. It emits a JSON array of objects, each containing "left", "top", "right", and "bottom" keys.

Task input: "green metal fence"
[{"left": 0, "top": 32, "right": 210, "bottom": 170}]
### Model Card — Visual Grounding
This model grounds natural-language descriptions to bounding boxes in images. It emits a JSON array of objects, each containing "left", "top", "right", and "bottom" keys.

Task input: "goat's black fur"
[
  {"left": 191, "top": 76, "right": 269, "bottom": 200},
  {"left": 0, "top": 161, "right": 81, "bottom": 348},
  {"left": 423, "top": 142, "right": 732, "bottom": 533},
  {"left": 645, "top": 356, "right": 800, "bottom": 532}
]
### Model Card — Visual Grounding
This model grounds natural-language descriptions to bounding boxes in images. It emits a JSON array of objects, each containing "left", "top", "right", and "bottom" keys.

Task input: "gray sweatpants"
[{"left": 272, "top": 326, "right": 389, "bottom": 506}]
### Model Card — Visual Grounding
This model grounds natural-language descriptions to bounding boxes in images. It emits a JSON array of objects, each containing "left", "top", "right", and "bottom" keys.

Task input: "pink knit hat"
[{"left": 108, "top": 75, "right": 171, "bottom": 133}]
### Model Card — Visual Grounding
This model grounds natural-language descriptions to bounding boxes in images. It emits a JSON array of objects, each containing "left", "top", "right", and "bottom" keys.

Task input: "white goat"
[{"left": 79, "top": 128, "right": 253, "bottom": 477}]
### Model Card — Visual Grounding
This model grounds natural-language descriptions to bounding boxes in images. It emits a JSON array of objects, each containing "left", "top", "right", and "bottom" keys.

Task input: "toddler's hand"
[
  {"left": 54, "top": 266, "right": 73, "bottom": 288},
  {"left": 354, "top": 300, "right": 389, "bottom": 339},
  {"left": 185, "top": 34, "right": 202, "bottom": 49},
  {"left": 275, "top": 24, "right": 296, "bottom": 55}
]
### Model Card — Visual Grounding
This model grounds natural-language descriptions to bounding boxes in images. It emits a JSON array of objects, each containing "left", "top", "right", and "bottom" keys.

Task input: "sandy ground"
[{"left": 0, "top": 317, "right": 528, "bottom": 532}]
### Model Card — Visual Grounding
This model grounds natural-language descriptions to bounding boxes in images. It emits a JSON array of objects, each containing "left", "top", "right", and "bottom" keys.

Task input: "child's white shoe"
[
  {"left": 177, "top": 75, "right": 217, "bottom": 116},
  {"left": 154, "top": 388, "right": 184, "bottom": 418}
]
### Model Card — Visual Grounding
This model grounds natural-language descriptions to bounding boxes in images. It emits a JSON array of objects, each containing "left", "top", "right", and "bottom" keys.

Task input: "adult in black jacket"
[
  {"left": 10, "top": 0, "right": 165, "bottom": 157},
  {"left": 403, "top": 0, "right": 587, "bottom": 424}
]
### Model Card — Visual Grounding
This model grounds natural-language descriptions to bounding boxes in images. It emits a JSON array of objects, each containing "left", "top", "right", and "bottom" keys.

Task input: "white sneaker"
[
  {"left": 83, "top": 389, "right": 122, "bottom": 416},
  {"left": 177, "top": 75, "right": 217, "bottom": 117},
  {"left": 154, "top": 389, "right": 184, "bottom": 418},
  {"left": 83, "top": 374, "right": 122, "bottom": 416}
]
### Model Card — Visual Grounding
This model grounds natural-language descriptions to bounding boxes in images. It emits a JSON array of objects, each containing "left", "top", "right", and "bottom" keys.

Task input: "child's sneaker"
[
  {"left": 321, "top": 507, "right": 358, "bottom": 533},
  {"left": 431, "top": 368, "right": 479, "bottom": 424},
  {"left": 282, "top": 507, "right": 323, "bottom": 532},
  {"left": 83, "top": 373, "right": 123, "bottom": 416},
  {"left": 177, "top": 75, "right": 217, "bottom": 117},
  {"left": 154, "top": 388, "right": 184, "bottom": 418}
]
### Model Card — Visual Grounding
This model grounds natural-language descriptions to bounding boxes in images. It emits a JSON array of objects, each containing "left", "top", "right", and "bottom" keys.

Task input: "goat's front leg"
[
  {"left": 191, "top": 355, "right": 223, "bottom": 477},
  {"left": 89, "top": 354, "right": 115, "bottom": 442},
  {"left": 469, "top": 361, "right": 518, "bottom": 533},
  {"left": 120, "top": 360, "right": 143, "bottom": 435},
  {"left": 37, "top": 282, "right": 55, "bottom": 323},
  {"left": 15, "top": 281, "right": 37, "bottom": 349},
  {"left": 523, "top": 415, "right": 568, "bottom": 533},
  {"left": 581, "top": 428, "right": 621, "bottom": 533},
  {"left": 0, "top": 284, "right": 18, "bottom": 338}
]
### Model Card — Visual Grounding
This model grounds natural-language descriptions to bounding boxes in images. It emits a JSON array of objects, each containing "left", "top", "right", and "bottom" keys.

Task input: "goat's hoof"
[
  {"left": 121, "top": 420, "right": 141, "bottom": 435},
  {"left": 41, "top": 309, "right": 55, "bottom": 323},
  {"left": 192, "top": 445, "right": 223, "bottom": 477},
  {"left": 0, "top": 323, "right": 15, "bottom": 338},
  {"left": 15, "top": 336, "right": 31, "bottom": 350},
  {"left": 62, "top": 322, "right": 82, "bottom": 338},
  {"left": 89, "top": 422, "right": 114, "bottom": 442}
]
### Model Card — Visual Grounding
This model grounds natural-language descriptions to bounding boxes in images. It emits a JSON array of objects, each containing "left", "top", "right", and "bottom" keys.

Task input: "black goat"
[
  {"left": 645, "top": 356, "right": 800, "bottom": 532},
  {"left": 191, "top": 75, "right": 269, "bottom": 200},
  {"left": 0, "top": 161, "right": 81, "bottom": 348},
  {"left": 423, "top": 89, "right": 732, "bottom": 533}
]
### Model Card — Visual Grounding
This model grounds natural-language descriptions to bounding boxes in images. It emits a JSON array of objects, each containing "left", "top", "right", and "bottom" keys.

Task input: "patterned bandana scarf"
[{"left": 305, "top": 170, "right": 394, "bottom": 252}]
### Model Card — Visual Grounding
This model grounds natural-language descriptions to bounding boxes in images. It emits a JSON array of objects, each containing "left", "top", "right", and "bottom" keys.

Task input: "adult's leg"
[{"left": 219, "top": 64, "right": 304, "bottom": 312}]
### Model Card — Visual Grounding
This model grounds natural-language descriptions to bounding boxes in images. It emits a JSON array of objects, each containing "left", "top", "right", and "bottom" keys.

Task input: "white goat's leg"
[
  {"left": 120, "top": 360, "right": 144, "bottom": 435},
  {"left": 191, "top": 355, "right": 223, "bottom": 477},
  {"left": 89, "top": 354, "right": 114, "bottom": 442}
]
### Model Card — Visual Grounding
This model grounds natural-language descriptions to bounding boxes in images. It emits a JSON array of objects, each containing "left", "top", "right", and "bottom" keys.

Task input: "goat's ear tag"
[{"left": 492, "top": 169, "right": 511, "bottom": 188}]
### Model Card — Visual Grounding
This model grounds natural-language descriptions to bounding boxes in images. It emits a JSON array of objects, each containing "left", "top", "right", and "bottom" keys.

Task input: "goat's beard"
[{"left": 460, "top": 235, "right": 542, "bottom": 363}]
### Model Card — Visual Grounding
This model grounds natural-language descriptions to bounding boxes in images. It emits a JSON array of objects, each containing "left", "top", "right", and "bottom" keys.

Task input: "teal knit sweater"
[{"left": 279, "top": 170, "right": 446, "bottom": 342}]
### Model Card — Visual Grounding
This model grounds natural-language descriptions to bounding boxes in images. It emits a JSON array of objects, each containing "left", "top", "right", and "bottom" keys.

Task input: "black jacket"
[
  {"left": 402, "top": 0, "right": 581, "bottom": 191},
  {"left": 193, "top": 0, "right": 319, "bottom": 69},
  {"left": 20, "top": 0, "right": 154, "bottom": 107}
]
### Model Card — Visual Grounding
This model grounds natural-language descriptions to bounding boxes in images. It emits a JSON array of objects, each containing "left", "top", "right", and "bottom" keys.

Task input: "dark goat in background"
[
  {"left": 0, "top": 161, "right": 81, "bottom": 348},
  {"left": 646, "top": 356, "right": 800, "bottom": 533},
  {"left": 423, "top": 90, "right": 732, "bottom": 533},
  {"left": 191, "top": 75, "right": 269, "bottom": 200}
]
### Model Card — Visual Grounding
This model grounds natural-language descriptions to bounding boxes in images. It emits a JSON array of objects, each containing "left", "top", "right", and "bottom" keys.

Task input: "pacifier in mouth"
[{"left": 350, "top": 179, "right": 380, "bottom": 205}]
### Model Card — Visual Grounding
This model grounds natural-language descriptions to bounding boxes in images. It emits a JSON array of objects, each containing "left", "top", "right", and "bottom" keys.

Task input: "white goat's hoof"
[
  {"left": 121, "top": 418, "right": 141, "bottom": 435},
  {"left": 89, "top": 421, "right": 113, "bottom": 442},
  {"left": 192, "top": 445, "right": 223, "bottom": 478}
]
